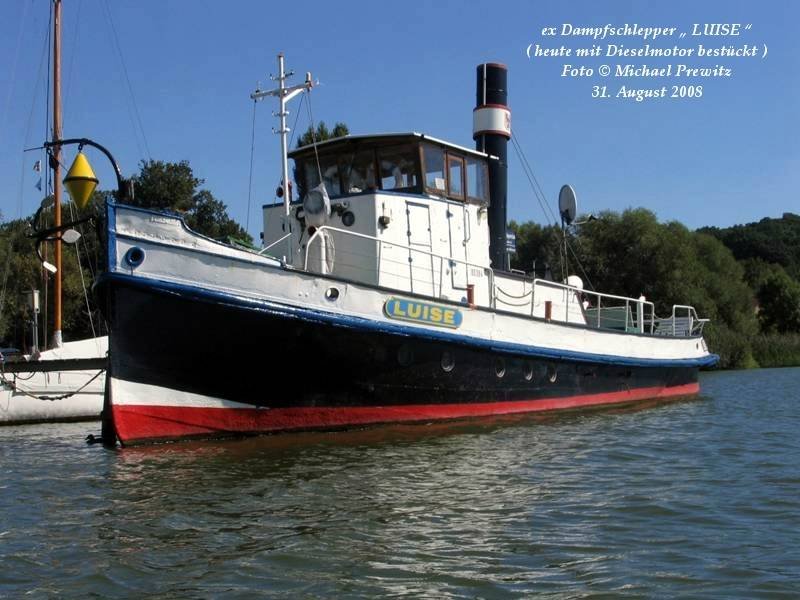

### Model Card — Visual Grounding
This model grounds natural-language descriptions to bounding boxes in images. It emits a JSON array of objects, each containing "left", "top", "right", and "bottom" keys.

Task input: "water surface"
[{"left": 1, "top": 368, "right": 799, "bottom": 597}]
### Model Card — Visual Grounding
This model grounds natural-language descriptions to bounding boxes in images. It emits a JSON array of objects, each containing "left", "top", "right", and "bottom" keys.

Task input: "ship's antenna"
[{"left": 250, "top": 54, "right": 315, "bottom": 259}]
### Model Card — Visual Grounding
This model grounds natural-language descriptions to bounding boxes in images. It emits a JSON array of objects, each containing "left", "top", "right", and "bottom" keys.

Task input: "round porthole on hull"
[
  {"left": 495, "top": 358, "right": 506, "bottom": 378},
  {"left": 523, "top": 362, "right": 534, "bottom": 381},
  {"left": 441, "top": 351, "right": 455, "bottom": 372},
  {"left": 124, "top": 246, "right": 145, "bottom": 268},
  {"left": 397, "top": 344, "right": 414, "bottom": 367},
  {"left": 547, "top": 364, "right": 558, "bottom": 383}
]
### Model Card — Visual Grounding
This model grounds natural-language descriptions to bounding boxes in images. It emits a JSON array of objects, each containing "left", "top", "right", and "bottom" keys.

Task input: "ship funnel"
[{"left": 473, "top": 63, "right": 511, "bottom": 270}]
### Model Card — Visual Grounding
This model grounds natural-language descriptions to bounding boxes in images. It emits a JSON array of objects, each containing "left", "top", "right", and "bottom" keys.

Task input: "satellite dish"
[{"left": 558, "top": 184, "right": 577, "bottom": 226}]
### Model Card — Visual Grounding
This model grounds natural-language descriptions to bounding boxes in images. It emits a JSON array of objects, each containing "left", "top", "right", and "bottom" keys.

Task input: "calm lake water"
[{"left": 1, "top": 368, "right": 799, "bottom": 598}]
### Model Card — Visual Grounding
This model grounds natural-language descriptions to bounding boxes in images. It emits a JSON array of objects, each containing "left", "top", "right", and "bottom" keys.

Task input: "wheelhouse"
[{"left": 289, "top": 133, "right": 491, "bottom": 205}]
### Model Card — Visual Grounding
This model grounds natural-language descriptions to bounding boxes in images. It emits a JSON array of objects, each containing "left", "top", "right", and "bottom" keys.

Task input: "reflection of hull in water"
[
  {"left": 103, "top": 277, "right": 700, "bottom": 446},
  {"left": 0, "top": 337, "right": 107, "bottom": 425}
]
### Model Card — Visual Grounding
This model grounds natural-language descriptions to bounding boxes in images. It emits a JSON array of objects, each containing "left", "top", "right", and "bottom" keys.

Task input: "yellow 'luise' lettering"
[
  {"left": 408, "top": 303, "right": 422, "bottom": 318},
  {"left": 430, "top": 307, "right": 443, "bottom": 322},
  {"left": 443, "top": 310, "right": 455, "bottom": 325},
  {"left": 392, "top": 302, "right": 406, "bottom": 317}
]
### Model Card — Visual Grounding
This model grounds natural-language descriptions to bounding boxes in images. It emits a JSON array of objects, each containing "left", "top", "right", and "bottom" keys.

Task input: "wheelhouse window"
[
  {"left": 466, "top": 156, "right": 489, "bottom": 204},
  {"left": 340, "top": 150, "right": 377, "bottom": 194},
  {"left": 422, "top": 144, "right": 446, "bottom": 193},
  {"left": 447, "top": 155, "right": 465, "bottom": 200},
  {"left": 293, "top": 137, "right": 488, "bottom": 203},
  {"left": 303, "top": 155, "right": 341, "bottom": 197},
  {"left": 378, "top": 145, "right": 418, "bottom": 191},
  {"left": 423, "top": 143, "right": 488, "bottom": 203}
]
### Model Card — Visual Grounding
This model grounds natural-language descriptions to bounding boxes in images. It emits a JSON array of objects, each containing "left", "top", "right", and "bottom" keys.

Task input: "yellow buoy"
[{"left": 63, "top": 152, "right": 99, "bottom": 210}]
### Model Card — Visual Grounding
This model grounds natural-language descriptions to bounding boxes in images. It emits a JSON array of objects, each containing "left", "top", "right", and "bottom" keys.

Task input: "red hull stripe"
[{"left": 112, "top": 383, "right": 700, "bottom": 444}]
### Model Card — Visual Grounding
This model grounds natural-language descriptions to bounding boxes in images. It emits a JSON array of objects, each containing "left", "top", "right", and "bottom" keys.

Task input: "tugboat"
[{"left": 61, "top": 57, "right": 716, "bottom": 445}]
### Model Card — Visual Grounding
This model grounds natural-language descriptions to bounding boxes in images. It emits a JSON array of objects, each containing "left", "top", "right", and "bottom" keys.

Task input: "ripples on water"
[{"left": 1, "top": 368, "right": 799, "bottom": 597}]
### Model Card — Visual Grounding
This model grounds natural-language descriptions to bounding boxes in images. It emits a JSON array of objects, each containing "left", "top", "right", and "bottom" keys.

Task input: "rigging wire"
[
  {"left": 0, "top": 14, "right": 52, "bottom": 326},
  {"left": 304, "top": 90, "right": 323, "bottom": 183},
  {"left": 66, "top": 195, "right": 97, "bottom": 338},
  {"left": 102, "top": 0, "right": 151, "bottom": 160},
  {"left": 62, "top": 0, "right": 83, "bottom": 126},
  {"left": 276, "top": 90, "right": 306, "bottom": 197},
  {"left": 245, "top": 99, "right": 257, "bottom": 233},
  {"left": 0, "top": 0, "right": 29, "bottom": 148},
  {"left": 509, "top": 132, "right": 595, "bottom": 290}
]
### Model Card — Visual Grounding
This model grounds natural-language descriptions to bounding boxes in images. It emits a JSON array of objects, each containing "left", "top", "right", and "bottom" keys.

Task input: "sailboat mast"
[{"left": 52, "top": 0, "right": 63, "bottom": 347}]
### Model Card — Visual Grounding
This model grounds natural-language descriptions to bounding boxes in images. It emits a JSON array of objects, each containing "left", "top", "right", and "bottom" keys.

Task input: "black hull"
[{"left": 100, "top": 275, "right": 698, "bottom": 444}]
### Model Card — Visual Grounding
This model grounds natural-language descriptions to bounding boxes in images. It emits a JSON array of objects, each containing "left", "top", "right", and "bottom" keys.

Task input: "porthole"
[
  {"left": 547, "top": 364, "right": 558, "bottom": 383},
  {"left": 325, "top": 287, "right": 340, "bottom": 301},
  {"left": 523, "top": 362, "right": 534, "bottom": 381},
  {"left": 441, "top": 351, "right": 455, "bottom": 372},
  {"left": 495, "top": 358, "right": 506, "bottom": 378},
  {"left": 397, "top": 344, "right": 414, "bottom": 367},
  {"left": 124, "top": 246, "right": 145, "bottom": 268},
  {"left": 341, "top": 211, "right": 356, "bottom": 227}
]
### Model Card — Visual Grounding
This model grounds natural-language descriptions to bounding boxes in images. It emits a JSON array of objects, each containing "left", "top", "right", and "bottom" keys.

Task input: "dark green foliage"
[
  {"left": 131, "top": 160, "right": 201, "bottom": 212},
  {"left": 750, "top": 333, "right": 800, "bottom": 368},
  {"left": 756, "top": 270, "right": 800, "bottom": 334},
  {"left": 185, "top": 190, "right": 251, "bottom": 242},
  {"left": 704, "top": 322, "right": 757, "bottom": 370},
  {"left": 700, "top": 213, "right": 800, "bottom": 280},
  {"left": 130, "top": 159, "right": 252, "bottom": 245},
  {"left": 296, "top": 122, "right": 349, "bottom": 149},
  {"left": 0, "top": 210, "right": 104, "bottom": 351}
]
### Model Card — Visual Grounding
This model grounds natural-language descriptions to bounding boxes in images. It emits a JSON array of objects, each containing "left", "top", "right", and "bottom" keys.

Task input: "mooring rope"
[{"left": 0, "top": 367, "right": 104, "bottom": 402}]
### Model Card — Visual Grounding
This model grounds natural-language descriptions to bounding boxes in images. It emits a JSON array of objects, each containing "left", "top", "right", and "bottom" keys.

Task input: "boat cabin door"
[
  {"left": 447, "top": 203, "right": 469, "bottom": 291},
  {"left": 405, "top": 201, "right": 435, "bottom": 296}
]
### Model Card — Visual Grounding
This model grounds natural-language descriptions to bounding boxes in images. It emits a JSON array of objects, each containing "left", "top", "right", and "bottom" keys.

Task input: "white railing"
[
  {"left": 529, "top": 278, "right": 656, "bottom": 333},
  {"left": 304, "top": 226, "right": 495, "bottom": 305},
  {"left": 653, "top": 305, "right": 709, "bottom": 337},
  {"left": 299, "top": 226, "right": 703, "bottom": 338}
]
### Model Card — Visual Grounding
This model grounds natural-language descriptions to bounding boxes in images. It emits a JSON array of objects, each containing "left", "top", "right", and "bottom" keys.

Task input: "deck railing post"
[{"left": 597, "top": 297, "right": 601, "bottom": 328}]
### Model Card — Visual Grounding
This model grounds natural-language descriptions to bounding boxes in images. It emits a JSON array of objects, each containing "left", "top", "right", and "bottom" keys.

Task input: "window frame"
[
  {"left": 446, "top": 153, "right": 466, "bottom": 201},
  {"left": 376, "top": 144, "right": 421, "bottom": 193},
  {"left": 465, "top": 156, "right": 490, "bottom": 205}
]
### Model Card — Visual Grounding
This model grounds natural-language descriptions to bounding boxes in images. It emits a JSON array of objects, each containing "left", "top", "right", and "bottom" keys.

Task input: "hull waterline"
[{"left": 101, "top": 277, "right": 701, "bottom": 445}]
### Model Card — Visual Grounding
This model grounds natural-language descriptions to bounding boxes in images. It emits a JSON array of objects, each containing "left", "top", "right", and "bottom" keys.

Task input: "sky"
[{"left": 0, "top": 0, "right": 797, "bottom": 241}]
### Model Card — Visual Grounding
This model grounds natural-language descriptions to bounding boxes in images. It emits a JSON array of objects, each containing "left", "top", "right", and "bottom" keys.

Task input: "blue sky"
[{"left": 1, "top": 0, "right": 797, "bottom": 239}]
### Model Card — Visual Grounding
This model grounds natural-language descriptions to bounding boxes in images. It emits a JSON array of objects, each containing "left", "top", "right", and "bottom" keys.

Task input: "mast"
[
  {"left": 250, "top": 54, "right": 314, "bottom": 258},
  {"left": 52, "top": 0, "right": 63, "bottom": 347}
]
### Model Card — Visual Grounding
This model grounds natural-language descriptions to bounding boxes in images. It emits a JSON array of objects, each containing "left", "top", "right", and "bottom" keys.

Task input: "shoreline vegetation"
[
  {"left": 2, "top": 147, "right": 798, "bottom": 370},
  {"left": 510, "top": 210, "right": 800, "bottom": 370}
]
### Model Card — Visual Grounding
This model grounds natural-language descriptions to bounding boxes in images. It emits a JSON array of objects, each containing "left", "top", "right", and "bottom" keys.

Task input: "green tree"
[
  {"left": 131, "top": 160, "right": 201, "bottom": 212},
  {"left": 296, "top": 121, "right": 349, "bottom": 148},
  {"left": 0, "top": 210, "right": 102, "bottom": 351},
  {"left": 700, "top": 213, "right": 800, "bottom": 281},
  {"left": 186, "top": 190, "right": 251, "bottom": 243},
  {"left": 757, "top": 270, "right": 800, "bottom": 333},
  {"left": 130, "top": 159, "right": 251, "bottom": 244}
]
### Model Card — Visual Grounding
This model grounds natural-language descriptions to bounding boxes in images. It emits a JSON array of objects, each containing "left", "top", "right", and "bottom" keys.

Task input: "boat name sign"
[{"left": 384, "top": 297, "right": 463, "bottom": 329}]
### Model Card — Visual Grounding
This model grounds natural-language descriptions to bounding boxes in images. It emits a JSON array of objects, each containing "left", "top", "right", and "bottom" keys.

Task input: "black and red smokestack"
[{"left": 473, "top": 62, "right": 511, "bottom": 270}]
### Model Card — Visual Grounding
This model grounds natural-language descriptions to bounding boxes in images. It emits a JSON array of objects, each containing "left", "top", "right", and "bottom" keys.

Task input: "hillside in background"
[{"left": 699, "top": 213, "right": 800, "bottom": 281}]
